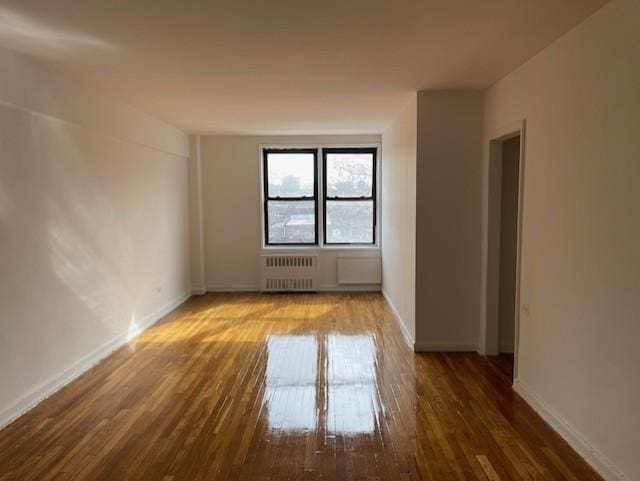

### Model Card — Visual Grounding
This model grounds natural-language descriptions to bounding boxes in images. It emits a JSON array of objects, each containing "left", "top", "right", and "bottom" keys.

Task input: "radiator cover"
[{"left": 260, "top": 254, "right": 319, "bottom": 292}]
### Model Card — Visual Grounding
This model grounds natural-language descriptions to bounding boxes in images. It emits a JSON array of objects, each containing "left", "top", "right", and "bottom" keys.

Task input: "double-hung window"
[
  {"left": 263, "top": 148, "right": 318, "bottom": 245},
  {"left": 323, "top": 148, "right": 376, "bottom": 245},
  {"left": 262, "top": 146, "right": 377, "bottom": 247}
]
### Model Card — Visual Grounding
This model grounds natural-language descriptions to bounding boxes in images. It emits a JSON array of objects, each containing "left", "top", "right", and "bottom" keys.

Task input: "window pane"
[
  {"left": 326, "top": 153, "right": 373, "bottom": 198},
  {"left": 267, "top": 153, "right": 315, "bottom": 197},
  {"left": 267, "top": 200, "right": 316, "bottom": 244},
  {"left": 325, "top": 200, "right": 373, "bottom": 243}
]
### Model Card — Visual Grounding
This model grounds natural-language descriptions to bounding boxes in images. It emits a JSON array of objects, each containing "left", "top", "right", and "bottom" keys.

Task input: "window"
[
  {"left": 263, "top": 148, "right": 318, "bottom": 245},
  {"left": 323, "top": 148, "right": 376, "bottom": 245},
  {"left": 261, "top": 146, "right": 377, "bottom": 247}
]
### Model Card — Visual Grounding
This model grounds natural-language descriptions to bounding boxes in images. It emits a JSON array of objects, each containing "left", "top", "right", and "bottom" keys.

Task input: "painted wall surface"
[
  {"left": 483, "top": 1, "right": 640, "bottom": 479},
  {"left": 188, "top": 135, "right": 206, "bottom": 293},
  {"left": 0, "top": 47, "right": 191, "bottom": 427},
  {"left": 415, "top": 91, "right": 483, "bottom": 351},
  {"left": 380, "top": 97, "right": 417, "bottom": 345},
  {"left": 199, "top": 134, "right": 382, "bottom": 291}
]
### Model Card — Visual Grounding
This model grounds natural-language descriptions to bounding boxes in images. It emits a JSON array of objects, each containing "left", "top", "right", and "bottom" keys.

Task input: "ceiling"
[{"left": 0, "top": 0, "right": 607, "bottom": 134}]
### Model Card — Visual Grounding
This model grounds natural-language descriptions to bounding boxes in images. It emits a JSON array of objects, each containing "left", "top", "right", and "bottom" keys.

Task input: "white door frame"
[{"left": 481, "top": 119, "right": 526, "bottom": 382}]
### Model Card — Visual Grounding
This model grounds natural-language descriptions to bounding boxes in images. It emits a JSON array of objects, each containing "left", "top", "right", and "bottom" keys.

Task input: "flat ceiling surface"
[{"left": 0, "top": 0, "right": 606, "bottom": 134}]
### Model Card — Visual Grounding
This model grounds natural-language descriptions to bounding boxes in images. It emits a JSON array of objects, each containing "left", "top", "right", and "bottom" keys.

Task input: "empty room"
[{"left": 0, "top": 0, "right": 638, "bottom": 480}]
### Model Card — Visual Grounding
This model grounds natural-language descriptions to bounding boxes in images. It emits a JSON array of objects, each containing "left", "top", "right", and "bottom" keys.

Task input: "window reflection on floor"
[
  {"left": 264, "top": 333, "right": 379, "bottom": 435},
  {"left": 265, "top": 335, "right": 317, "bottom": 431},
  {"left": 327, "top": 334, "right": 379, "bottom": 434}
]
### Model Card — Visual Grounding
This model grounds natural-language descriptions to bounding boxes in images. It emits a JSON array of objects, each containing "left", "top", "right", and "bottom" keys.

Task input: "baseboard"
[
  {"left": 191, "top": 287, "right": 206, "bottom": 295},
  {"left": 206, "top": 285, "right": 260, "bottom": 292},
  {"left": 206, "top": 285, "right": 381, "bottom": 293},
  {"left": 0, "top": 291, "right": 191, "bottom": 431},
  {"left": 414, "top": 341, "right": 478, "bottom": 352},
  {"left": 513, "top": 379, "right": 629, "bottom": 481},
  {"left": 381, "top": 289, "right": 415, "bottom": 349},
  {"left": 319, "top": 284, "right": 381, "bottom": 292}
]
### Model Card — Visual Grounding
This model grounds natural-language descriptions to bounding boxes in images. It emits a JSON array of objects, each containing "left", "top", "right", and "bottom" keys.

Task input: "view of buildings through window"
[
  {"left": 263, "top": 148, "right": 376, "bottom": 245},
  {"left": 324, "top": 150, "right": 375, "bottom": 244},
  {"left": 264, "top": 150, "right": 317, "bottom": 244}
]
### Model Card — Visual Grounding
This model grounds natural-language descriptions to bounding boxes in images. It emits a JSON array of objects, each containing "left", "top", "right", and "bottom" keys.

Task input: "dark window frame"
[
  {"left": 263, "top": 148, "right": 319, "bottom": 246},
  {"left": 322, "top": 147, "right": 377, "bottom": 245}
]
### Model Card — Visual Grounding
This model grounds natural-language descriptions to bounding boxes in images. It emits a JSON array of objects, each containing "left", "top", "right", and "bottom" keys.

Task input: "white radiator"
[{"left": 260, "top": 254, "right": 319, "bottom": 292}]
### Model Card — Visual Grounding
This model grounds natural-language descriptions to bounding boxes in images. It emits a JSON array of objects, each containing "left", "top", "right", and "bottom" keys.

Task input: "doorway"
[
  {"left": 498, "top": 136, "right": 520, "bottom": 358},
  {"left": 484, "top": 123, "right": 525, "bottom": 384}
]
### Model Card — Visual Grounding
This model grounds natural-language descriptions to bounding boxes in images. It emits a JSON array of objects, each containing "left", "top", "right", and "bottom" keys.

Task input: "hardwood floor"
[
  {"left": 0, "top": 293, "right": 601, "bottom": 481},
  {"left": 486, "top": 354, "right": 515, "bottom": 385}
]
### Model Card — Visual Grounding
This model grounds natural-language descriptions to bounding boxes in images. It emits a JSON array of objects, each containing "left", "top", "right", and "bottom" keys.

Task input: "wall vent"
[{"left": 260, "top": 255, "right": 319, "bottom": 292}]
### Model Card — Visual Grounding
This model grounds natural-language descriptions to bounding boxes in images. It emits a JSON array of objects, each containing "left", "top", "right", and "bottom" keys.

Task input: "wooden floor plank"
[{"left": 0, "top": 292, "right": 602, "bottom": 480}]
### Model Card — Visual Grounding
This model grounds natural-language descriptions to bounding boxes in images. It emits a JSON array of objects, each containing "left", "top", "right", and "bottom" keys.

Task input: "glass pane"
[
  {"left": 326, "top": 152, "right": 373, "bottom": 198},
  {"left": 325, "top": 200, "right": 373, "bottom": 243},
  {"left": 267, "top": 152, "right": 315, "bottom": 197},
  {"left": 267, "top": 200, "right": 316, "bottom": 244}
]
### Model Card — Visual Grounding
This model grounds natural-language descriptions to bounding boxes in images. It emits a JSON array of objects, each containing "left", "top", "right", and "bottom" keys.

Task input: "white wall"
[
  {"left": 198, "top": 134, "right": 382, "bottom": 291},
  {"left": 482, "top": 1, "right": 640, "bottom": 479},
  {"left": 188, "top": 135, "right": 206, "bottom": 294},
  {"left": 415, "top": 91, "right": 483, "bottom": 351},
  {"left": 381, "top": 97, "right": 417, "bottom": 346},
  {"left": 0, "top": 47, "right": 191, "bottom": 427}
]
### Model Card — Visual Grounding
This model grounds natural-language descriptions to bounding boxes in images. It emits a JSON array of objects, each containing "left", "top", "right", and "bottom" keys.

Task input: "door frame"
[{"left": 481, "top": 119, "right": 526, "bottom": 382}]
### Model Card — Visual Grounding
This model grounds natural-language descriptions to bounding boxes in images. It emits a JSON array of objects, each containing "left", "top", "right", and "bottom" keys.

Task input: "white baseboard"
[
  {"left": 191, "top": 287, "right": 206, "bottom": 295},
  {"left": 206, "top": 285, "right": 260, "bottom": 292},
  {"left": 414, "top": 341, "right": 478, "bottom": 352},
  {"left": 513, "top": 379, "right": 629, "bottom": 481},
  {"left": 381, "top": 289, "right": 415, "bottom": 349},
  {"left": 0, "top": 291, "right": 191, "bottom": 430},
  {"left": 206, "top": 285, "right": 381, "bottom": 293},
  {"left": 319, "top": 284, "right": 381, "bottom": 292}
]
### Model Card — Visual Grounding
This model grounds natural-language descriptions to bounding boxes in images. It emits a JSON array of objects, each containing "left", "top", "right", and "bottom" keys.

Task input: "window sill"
[{"left": 262, "top": 245, "right": 380, "bottom": 253}]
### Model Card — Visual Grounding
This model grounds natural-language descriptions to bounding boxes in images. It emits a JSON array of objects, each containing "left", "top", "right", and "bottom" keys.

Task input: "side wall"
[
  {"left": 483, "top": 1, "right": 640, "bottom": 479},
  {"left": 0, "top": 48, "right": 191, "bottom": 427},
  {"left": 198, "top": 134, "right": 381, "bottom": 291},
  {"left": 415, "top": 91, "right": 483, "bottom": 351},
  {"left": 381, "top": 97, "right": 417, "bottom": 346},
  {"left": 188, "top": 135, "right": 206, "bottom": 294}
]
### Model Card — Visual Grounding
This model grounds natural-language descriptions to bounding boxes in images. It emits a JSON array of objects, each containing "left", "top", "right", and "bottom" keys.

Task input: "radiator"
[{"left": 260, "top": 254, "right": 319, "bottom": 292}]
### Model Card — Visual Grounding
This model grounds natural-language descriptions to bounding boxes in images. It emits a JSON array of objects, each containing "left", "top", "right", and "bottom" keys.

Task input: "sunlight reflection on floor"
[
  {"left": 265, "top": 335, "right": 318, "bottom": 431},
  {"left": 327, "top": 333, "right": 379, "bottom": 434},
  {"left": 263, "top": 332, "right": 380, "bottom": 435}
]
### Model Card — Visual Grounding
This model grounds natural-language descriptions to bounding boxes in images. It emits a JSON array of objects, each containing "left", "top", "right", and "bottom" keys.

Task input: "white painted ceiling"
[{"left": 0, "top": 0, "right": 606, "bottom": 134}]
